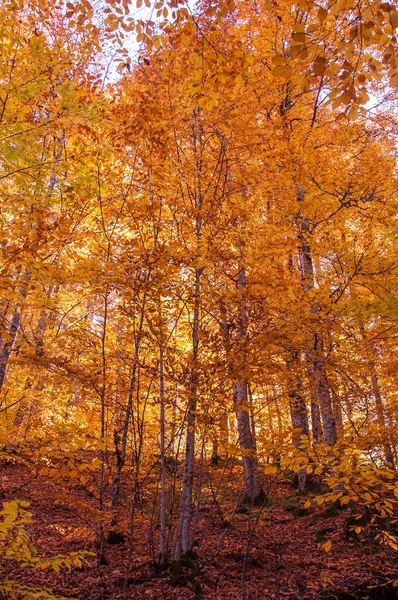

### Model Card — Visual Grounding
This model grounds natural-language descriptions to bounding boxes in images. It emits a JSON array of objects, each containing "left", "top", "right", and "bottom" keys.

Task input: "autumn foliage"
[{"left": 0, "top": 0, "right": 397, "bottom": 598}]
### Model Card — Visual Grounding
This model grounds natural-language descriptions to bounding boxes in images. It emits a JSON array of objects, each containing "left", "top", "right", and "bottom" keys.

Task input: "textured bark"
[
  {"left": 325, "top": 340, "right": 345, "bottom": 439},
  {"left": 310, "top": 389, "right": 323, "bottom": 444},
  {"left": 220, "top": 295, "right": 263, "bottom": 503},
  {"left": 297, "top": 188, "right": 337, "bottom": 446},
  {"left": 174, "top": 109, "right": 207, "bottom": 559},
  {"left": 287, "top": 351, "right": 310, "bottom": 491},
  {"left": 288, "top": 362, "right": 310, "bottom": 445},
  {"left": 0, "top": 310, "right": 21, "bottom": 395},
  {"left": 236, "top": 383, "right": 264, "bottom": 504},
  {"left": 304, "top": 359, "right": 323, "bottom": 444},
  {"left": 174, "top": 267, "right": 200, "bottom": 560},
  {"left": 234, "top": 260, "right": 264, "bottom": 505},
  {"left": 307, "top": 342, "right": 337, "bottom": 446},
  {"left": 248, "top": 384, "right": 258, "bottom": 452},
  {"left": 0, "top": 282, "right": 28, "bottom": 400}
]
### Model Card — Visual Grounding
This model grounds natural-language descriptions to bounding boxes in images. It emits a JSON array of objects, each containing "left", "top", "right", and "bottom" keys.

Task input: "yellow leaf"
[
  {"left": 390, "top": 10, "right": 398, "bottom": 28},
  {"left": 273, "top": 65, "right": 292, "bottom": 79},
  {"left": 292, "top": 74, "right": 310, "bottom": 92},
  {"left": 263, "top": 465, "right": 278, "bottom": 475},
  {"left": 389, "top": 72, "right": 398, "bottom": 89},
  {"left": 322, "top": 540, "right": 331, "bottom": 552},
  {"left": 291, "top": 32, "right": 306, "bottom": 45},
  {"left": 272, "top": 55, "right": 286, "bottom": 66},
  {"left": 348, "top": 105, "right": 358, "bottom": 120}
]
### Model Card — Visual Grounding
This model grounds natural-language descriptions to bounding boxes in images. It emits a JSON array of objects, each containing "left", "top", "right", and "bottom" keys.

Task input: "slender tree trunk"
[
  {"left": 309, "top": 381, "right": 323, "bottom": 444},
  {"left": 234, "top": 260, "right": 264, "bottom": 505},
  {"left": 170, "top": 390, "right": 177, "bottom": 455},
  {"left": 287, "top": 351, "right": 309, "bottom": 491},
  {"left": 297, "top": 187, "right": 337, "bottom": 446},
  {"left": 272, "top": 385, "right": 283, "bottom": 437},
  {"left": 191, "top": 441, "right": 205, "bottom": 544},
  {"left": 304, "top": 356, "right": 323, "bottom": 444},
  {"left": 98, "top": 286, "right": 109, "bottom": 565},
  {"left": 174, "top": 109, "right": 208, "bottom": 560},
  {"left": 220, "top": 299, "right": 263, "bottom": 504},
  {"left": 0, "top": 301, "right": 24, "bottom": 395},
  {"left": 248, "top": 384, "right": 257, "bottom": 453},
  {"left": 211, "top": 438, "right": 219, "bottom": 465},
  {"left": 112, "top": 294, "right": 146, "bottom": 511},
  {"left": 159, "top": 338, "right": 167, "bottom": 561},
  {"left": 307, "top": 341, "right": 337, "bottom": 446},
  {"left": 174, "top": 266, "right": 201, "bottom": 560},
  {"left": 267, "top": 404, "right": 273, "bottom": 464},
  {"left": 287, "top": 362, "right": 309, "bottom": 444}
]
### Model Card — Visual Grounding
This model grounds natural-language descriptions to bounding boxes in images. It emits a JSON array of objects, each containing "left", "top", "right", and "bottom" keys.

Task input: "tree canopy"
[{"left": 0, "top": 0, "right": 397, "bottom": 598}]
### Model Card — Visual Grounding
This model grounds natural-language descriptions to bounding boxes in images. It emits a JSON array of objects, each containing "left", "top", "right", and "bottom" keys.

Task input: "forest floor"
[{"left": 1, "top": 454, "right": 397, "bottom": 600}]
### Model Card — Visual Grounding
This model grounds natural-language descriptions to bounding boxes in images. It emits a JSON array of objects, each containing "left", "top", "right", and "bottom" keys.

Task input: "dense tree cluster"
[{"left": 0, "top": 0, "right": 397, "bottom": 598}]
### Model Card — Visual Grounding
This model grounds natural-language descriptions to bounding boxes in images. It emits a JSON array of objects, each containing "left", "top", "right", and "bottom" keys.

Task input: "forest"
[{"left": 0, "top": 0, "right": 398, "bottom": 598}]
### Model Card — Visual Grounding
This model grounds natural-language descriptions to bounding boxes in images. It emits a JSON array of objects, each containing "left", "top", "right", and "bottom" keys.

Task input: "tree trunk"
[
  {"left": 174, "top": 109, "right": 209, "bottom": 560},
  {"left": 211, "top": 438, "right": 219, "bottom": 465},
  {"left": 174, "top": 266, "right": 201, "bottom": 560},
  {"left": 234, "top": 260, "right": 264, "bottom": 506},
  {"left": 297, "top": 187, "right": 337, "bottom": 447},
  {"left": 159, "top": 339, "right": 167, "bottom": 561},
  {"left": 307, "top": 342, "right": 337, "bottom": 446},
  {"left": 310, "top": 389, "right": 323, "bottom": 444},
  {"left": 112, "top": 295, "right": 146, "bottom": 511},
  {"left": 248, "top": 384, "right": 257, "bottom": 453},
  {"left": 287, "top": 351, "right": 309, "bottom": 491},
  {"left": 0, "top": 303, "right": 24, "bottom": 395}
]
